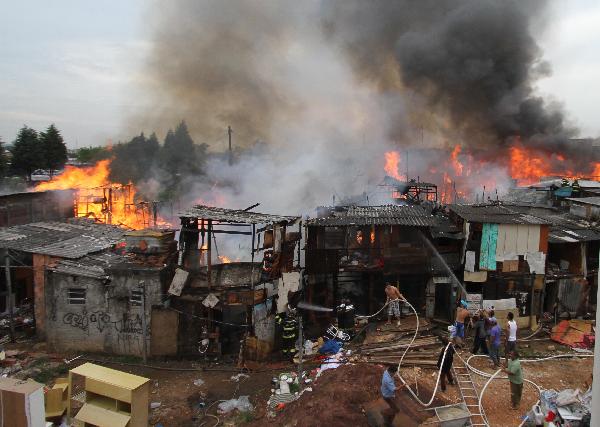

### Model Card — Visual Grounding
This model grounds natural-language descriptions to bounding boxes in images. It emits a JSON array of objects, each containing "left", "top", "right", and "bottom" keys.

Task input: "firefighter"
[
  {"left": 276, "top": 306, "right": 298, "bottom": 359},
  {"left": 561, "top": 177, "right": 570, "bottom": 187},
  {"left": 572, "top": 179, "right": 581, "bottom": 196}
]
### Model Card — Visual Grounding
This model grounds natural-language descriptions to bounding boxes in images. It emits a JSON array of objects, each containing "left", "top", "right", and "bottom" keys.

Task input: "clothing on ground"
[
  {"left": 381, "top": 370, "right": 396, "bottom": 398},
  {"left": 507, "top": 359, "right": 523, "bottom": 385},
  {"left": 319, "top": 339, "right": 342, "bottom": 355}
]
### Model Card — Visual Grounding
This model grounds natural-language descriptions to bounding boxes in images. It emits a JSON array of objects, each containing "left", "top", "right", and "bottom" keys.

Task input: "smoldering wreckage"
[{"left": 0, "top": 163, "right": 597, "bottom": 427}]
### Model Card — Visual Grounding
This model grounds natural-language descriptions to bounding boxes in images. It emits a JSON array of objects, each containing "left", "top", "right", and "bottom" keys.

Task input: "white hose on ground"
[
  {"left": 355, "top": 299, "right": 392, "bottom": 319},
  {"left": 393, "top": 298, "right": 454, "bottom": 407},
  {"left": 478, "top": 369, "right": 501, "bottom": 426}
]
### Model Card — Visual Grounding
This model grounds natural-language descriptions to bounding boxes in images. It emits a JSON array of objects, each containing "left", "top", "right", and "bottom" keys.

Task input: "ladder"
[{"left": 452, "top": 360, "right": 488, "bottom": 427}]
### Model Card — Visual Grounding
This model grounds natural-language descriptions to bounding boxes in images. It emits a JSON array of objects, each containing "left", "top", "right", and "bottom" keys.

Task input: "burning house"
[
  {"left": 168, "top": 205, "right": 300, "bottom": 358},
  {"left": 447, "top": 204, "right": 551, "bottom": 328},
  {"left": 304, "top": 205, "right": 442, "bottom": 320},
  {"left": 0, "top": 190, "right": 75, "bottom": 227}
]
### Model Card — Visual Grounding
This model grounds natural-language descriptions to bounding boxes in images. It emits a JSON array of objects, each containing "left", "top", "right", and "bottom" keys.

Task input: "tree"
[
  {"left": 159, "top": 121, "right": 203, "bottom": 176},
  {"left": 0, "top": 138, "right": 7, "bottom": 179},
  {"left": 76, "top": 146, "right": 110, "bottom": 164},
  {"left": 10, "top": 126, "right": 44, "bottom": 181},
  {"left": 40, "top": 124, "right": 68, "bottom": 175},
  {"left": 110, "top": 132, "right": 161, "bottom": 184}
]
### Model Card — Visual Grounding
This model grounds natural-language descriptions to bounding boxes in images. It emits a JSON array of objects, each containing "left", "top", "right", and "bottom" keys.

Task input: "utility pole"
[
  {"left": 591, "top": 246, "right": 599, "bottom": 427},
  {"left": 139, "top": 281, "right": 148, "bottom": 363},
  {"left": 227, "top": 126, "right": 233, "bottom": 166},
  {"left": 4, "top": 249, "right": 15, "bottom": 342}
]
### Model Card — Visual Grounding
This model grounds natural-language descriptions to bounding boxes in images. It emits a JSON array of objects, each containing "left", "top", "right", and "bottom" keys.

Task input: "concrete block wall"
[{"left": 45, "top": 268, "right": 163, "bottom": 356}]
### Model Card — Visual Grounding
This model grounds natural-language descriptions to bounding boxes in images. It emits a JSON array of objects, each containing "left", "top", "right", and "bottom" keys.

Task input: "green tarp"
[{"left": 479, "top": 223, "right": 498, "bottom": 271}]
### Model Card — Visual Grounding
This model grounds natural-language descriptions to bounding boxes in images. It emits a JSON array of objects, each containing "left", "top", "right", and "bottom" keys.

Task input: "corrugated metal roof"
[
  {"left": 566, "top": 197, "right": 600, "bottom": 207},
  {"left": 49, "top": 253, "right": 125, "bottom": 279},
  {"left": 307, "top": 205, "right": 437, "bottom": 227},
  {"left": 179, "top": 205, "right": 299, "bottom": 224},
  {"left": 449, "top": 204, "right": 551, "bottom": 225},
  {"left": 548, "top": 228, "right": 600, "bottom": 243},
  {"left": 0, "top": 220, "right": 126, "bottom": 259}
]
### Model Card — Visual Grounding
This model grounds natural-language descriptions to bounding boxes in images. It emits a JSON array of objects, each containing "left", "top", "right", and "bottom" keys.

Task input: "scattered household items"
[
  {"left": 68, "top": 363, "right": 150, "bottom": 427},
  {"left": 531, "top": 387, "right": 594, "bottom": 426},
  {"left": 433, "top": 403, "right": 471, "bottom": 427},
  {"left": 44, "top": 377, "right": 69, "bottom": 420},
  {"left": 0, "top": 377, "right": 46, "bottom": 427},
  {"left": 550, "top": 319, "right": 595, "bottom": 349},
  {"left": 217, "top": 395, "right": 253, "bottom": 414}
]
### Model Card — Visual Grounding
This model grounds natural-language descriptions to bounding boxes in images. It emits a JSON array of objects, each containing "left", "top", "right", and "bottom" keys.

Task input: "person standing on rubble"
[
  {"left": 505, "top": 312, "right": 518, "bottom": 364},
  {"left": 454, "top": 300, "right": 469, "bottom": 341},
  {"left": 471, "top": 314, "right": 489, "bottom": 355},
  {"left": 381, "top": 364, "right": 402, "bottom": 416},
  {"left": 276, "top": 305, "right": 298, "bottom": 360},
  {"left": 488, "top": 317, "right": 501, "bottom": 367},
  {"left": 385, "top": 283, "right": 404, "bottom": 326},
  {"left": 504, "top": 350, "right": 523, "bottom": 409},
  {"left": 436, "top": 337, "right": 455, "bottom": 392}
]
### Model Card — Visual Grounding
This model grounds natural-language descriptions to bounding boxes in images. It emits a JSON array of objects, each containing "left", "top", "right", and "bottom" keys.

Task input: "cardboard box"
[{"left": 0, "top": 377, "right": 45, "bottom": 427}]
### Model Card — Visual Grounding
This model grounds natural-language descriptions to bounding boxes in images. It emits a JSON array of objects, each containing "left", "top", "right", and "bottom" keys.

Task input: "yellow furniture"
[
  {"left": 68, "top": 363, "right": 150, "bottom": 427},
  {"left": 45, "top": 377, "right": 69, "bottom": 419}
]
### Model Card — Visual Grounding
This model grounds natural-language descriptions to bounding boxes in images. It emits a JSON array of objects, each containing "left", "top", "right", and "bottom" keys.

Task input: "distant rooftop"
[
  {"left": 448, "top": 204, "right": 550, "bottom": 225},
  {"left": 178, "top": 205, "right": 299, "bottom": 224},
  {"left": 0, "top": 219, "right": 126, "bottom": 259},
  {"left": 566, "top": 197, "right": 600, "bottom": 207},
  {"left": 307, "top": 204, "right": 437, "bottom": 227}
]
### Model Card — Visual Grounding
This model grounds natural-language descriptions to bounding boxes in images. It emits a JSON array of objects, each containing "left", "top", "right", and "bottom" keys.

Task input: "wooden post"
[
  {"left": 139, "top": 281, "right": 148, "bottom": 363},
  {"left": 4, "top": 249, "right": 15, "bottom": 342},
  {"left": 207, "top": 220, "right": 212, "bottom": 290}
]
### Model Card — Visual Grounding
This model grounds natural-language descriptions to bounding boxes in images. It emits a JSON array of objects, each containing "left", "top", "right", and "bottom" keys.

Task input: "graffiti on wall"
[{"left": 62, "top": 309, "right": 147, "bottom": 335}]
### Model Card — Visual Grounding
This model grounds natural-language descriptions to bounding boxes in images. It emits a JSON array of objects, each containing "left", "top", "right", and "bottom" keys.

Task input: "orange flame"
[
  {"left": 450, "top": 145, "right": 463, "bottom": 176},
  {"left": 35, "top": 160, "right": 161, "bottom": 229},
  {"left": 384, "top": 151, "right": 403, "bottom": 181},
  {"left": 218, "top": 255, "right": 233, "bottom": 263}
]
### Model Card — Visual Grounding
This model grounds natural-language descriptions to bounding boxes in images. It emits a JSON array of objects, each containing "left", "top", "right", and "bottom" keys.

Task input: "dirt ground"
[{"left": 2, "top": 326, "right": 594, "bottom": 427}]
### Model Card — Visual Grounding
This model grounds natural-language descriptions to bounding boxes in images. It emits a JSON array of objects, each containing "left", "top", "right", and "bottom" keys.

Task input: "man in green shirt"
[{"left": 504, "top": 350, "right": 523, "bottom": 409}]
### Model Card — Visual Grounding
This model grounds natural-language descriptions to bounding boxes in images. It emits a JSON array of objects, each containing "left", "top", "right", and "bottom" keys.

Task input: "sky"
[{"left": 0, "top": 0, "right": 599, "bottom": 149}]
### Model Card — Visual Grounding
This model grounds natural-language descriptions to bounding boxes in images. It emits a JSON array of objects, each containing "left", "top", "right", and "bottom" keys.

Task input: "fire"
[
  {"left": 218, "top": 255, "right": 233, "bottom": 263},
  {"left": 450, "top": 145, "right": 463, "bottom": 176},
  {"left": 384, "top": 151, "right": 403, "bottom": 181},
  {"left": 35, "top": 160, "right": 161, "bottom": 229},
  {"left": 593, "top": 163, "right": 600, "bottom": 179}
]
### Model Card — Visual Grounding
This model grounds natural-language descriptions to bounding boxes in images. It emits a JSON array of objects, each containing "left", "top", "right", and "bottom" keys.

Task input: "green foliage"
[
  {"left": 159, "top": 121, "right": 206, "bottom": 177},
  {"left": 40, "top": 124, "right": 68, "bottom": 174},
  {"left": 10, "top": 126, "right": 44, "bottom": 180},
  {"left": 109, "top": 132, "right": 160, "bottom": 184},
  {"left": 0, "top": 138, "right": 8, "bottom": 179},
  {"left": 75, "top": 146, "right": 110, "bottom": 164}
]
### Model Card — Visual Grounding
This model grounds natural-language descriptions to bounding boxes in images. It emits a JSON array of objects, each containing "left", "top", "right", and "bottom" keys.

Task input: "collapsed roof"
[{"left": 178, "top": 205, "right": 299, "bottom": 225}]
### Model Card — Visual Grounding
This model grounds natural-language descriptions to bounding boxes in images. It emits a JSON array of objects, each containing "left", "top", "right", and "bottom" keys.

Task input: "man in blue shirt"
[
  {"left": 381, "top": 365, "right": 402, "bottom": 415},
  {"left": 488, "top": 317, "right": 501, "bottom": 367}
]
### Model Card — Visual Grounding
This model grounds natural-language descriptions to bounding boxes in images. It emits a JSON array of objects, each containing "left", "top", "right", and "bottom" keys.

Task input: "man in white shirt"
[{"left": 505, "top": 312, "right": 517, "bottom": 365}]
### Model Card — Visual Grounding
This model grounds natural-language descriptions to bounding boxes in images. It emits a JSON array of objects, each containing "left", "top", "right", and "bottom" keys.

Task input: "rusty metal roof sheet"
[
  {"left": 549, "top": 228, "right": 600, "bottom": 243},
  {"left": 178, "top": 205, "right": 299, "bottom": 224},
  {"left": 0, "top": 220, "right": 126, "bottom": 259},
  {"left": 307, "top": 205, "right": 437, "bottom": 227},
  {"left": 49, "top": 252, "right": 125, "bottom": 279},
  {"left": 566, "top": 197, "right": 600, "bottom": 207},
  {"left": 448, "top": 204, "right": 551, "bottom": 225}
]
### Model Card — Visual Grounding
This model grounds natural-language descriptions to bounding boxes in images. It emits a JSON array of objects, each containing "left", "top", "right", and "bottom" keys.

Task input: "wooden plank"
[
  {"left": 516, "top": 225, "right": 529, "bottom": 255},
  {"left": 526, "top": 225, "right": 540, "bottom": 253},
  {"left": 495, "top": 224, "right": 507, "bottom": 260},
  {"left": 539, "top": 225, "right": 549, "bottom": 253},
  {"left": 151, "top": 308, "right": 179, "bottom": 356},
  {"left": 503, "top": 225, "right": 518, "bottom": 255},
  {"left": 74, "top": 403, "right": 130, "bottom": 427}
]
